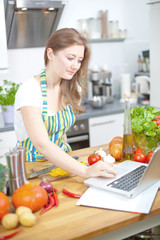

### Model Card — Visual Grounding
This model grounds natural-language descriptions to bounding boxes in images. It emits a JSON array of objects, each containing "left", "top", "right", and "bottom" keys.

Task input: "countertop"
[
  {"left": 0, "top": 97, "right": 138, "bottom": 133},
  {"left": 1, "top": 144, "right": 160, "bottom": 240}
]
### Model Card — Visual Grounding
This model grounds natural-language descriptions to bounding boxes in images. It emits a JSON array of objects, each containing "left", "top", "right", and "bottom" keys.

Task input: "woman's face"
[{"left": 48, "top": 44, "right": 85, "bottom": 80}]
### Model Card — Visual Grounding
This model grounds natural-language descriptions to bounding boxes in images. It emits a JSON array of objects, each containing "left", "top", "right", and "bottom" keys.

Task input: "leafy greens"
[{"left": 130, "top": 106, "right": 160, "bottom": 151}]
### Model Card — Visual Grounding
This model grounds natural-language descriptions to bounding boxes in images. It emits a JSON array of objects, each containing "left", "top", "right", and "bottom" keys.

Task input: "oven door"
[{"left": 67, "top": 134, "right": 89, "bottom": 151}]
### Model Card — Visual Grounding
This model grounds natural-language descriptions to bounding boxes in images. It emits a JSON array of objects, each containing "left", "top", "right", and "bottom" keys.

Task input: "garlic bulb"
[
  {"left": 95, "top": 148, "right": 106, "bottom": 159},
  {"left": 103, "top": 154, "right": 115, "bottom": 164}
]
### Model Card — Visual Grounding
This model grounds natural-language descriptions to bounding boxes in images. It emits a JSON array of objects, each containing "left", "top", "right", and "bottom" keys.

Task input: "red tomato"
[
  {"left": 153, "top": 115, "right": 160, "bottom": 120},
  {"left": 134, "top": 152, "right": 146, "bottom": 163},
  {"left": 134, "top": 148, "right": 143, "bottom": 154},
  {"left": 145, "top": 152, "right": 154, "bottom": 164},
  {"left": 153, "top": 119, "right": 158, "bottom": 122},
  {"left": 156, "top": 122, "right": 160, "bottom": 128},
  {"left": 88, "top": 154, "right": 102, "bottom": 165}
]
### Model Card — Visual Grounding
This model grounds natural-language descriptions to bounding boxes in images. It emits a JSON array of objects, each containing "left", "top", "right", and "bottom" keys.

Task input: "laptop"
[{"left": 84, "top": 147, "right": 160, "bottom": 198}]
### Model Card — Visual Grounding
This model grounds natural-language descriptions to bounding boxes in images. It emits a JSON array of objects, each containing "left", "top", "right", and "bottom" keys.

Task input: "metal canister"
[
  {"left": 16, "top": 143, "right": 27, "bottom": 186},
  {"left": 5, "top": 147, "right": 20, "bottom": 195}
]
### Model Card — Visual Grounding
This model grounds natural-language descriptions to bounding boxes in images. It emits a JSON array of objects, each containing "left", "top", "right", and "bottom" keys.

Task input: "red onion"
[{"left": 39, "top": 178, "right": 53, "bottom": 193}]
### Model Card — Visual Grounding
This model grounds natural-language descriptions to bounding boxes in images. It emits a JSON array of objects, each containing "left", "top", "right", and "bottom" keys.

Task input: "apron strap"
[{"left": 40, "top": 69, "right": 48, "bottom": 115}]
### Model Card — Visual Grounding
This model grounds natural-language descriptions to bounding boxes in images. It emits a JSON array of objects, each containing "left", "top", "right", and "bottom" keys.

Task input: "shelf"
[{"left": 89, "top": 38, "right": 126, "bottom": 43}]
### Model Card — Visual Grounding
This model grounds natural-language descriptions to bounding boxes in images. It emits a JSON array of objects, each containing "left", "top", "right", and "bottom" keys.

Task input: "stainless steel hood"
[{"left": 4, "top": 0, "right": 67, "bottom": 49}]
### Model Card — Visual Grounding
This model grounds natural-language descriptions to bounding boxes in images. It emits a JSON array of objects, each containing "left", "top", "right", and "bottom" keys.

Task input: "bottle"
[
  {"left": 138, "top": 55, "right": 142, "bottom": 72},
  {"left": 122, "top": 93, "right": 134, "bottom": 161},
  {"left": 142, "top": 57, "right": 147, "bottom": 72}
]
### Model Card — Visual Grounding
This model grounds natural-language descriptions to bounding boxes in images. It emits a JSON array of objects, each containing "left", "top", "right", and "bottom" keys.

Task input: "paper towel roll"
[{"left": 120, "top": 73, "right": 131, "bottom": 102}]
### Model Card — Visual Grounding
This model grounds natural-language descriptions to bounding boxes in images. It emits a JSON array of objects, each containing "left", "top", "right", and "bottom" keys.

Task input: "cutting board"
[
  {"left": 27, "top": 144, "right": 109, "bottom": 182},
  {"left": 30, "top": 163, "right": 74, "bottom": 181}
]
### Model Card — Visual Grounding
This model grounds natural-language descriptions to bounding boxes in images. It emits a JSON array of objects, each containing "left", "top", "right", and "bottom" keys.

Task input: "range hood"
[{"left": 4, "top": 0, "right": 67, "bottom": 49}]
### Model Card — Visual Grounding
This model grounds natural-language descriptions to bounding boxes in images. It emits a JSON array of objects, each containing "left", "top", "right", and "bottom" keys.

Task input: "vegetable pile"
[
  {"left": 130, "top": 106, "right": 160, "bottom": 152},
  {"left": 0, "top": 164, "right": 8, "bottom": 192},
  {"left": 39, "top": 179, "right": 59, "bottom": 215}
]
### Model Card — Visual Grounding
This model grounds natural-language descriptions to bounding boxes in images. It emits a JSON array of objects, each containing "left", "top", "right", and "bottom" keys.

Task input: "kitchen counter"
[
  {"left": 0, "top": 97, "right": 138, "bottom": 133},
  {"left": 1, "top": 144, "right": 160, "bottom": 240},
  {"left": 77, "top": 97, "right": 126, "bottom": 120}
]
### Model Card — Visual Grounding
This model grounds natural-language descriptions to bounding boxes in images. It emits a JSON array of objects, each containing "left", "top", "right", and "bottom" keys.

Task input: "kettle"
[{"left": 135, "top": 76, "right": 150, "bottom": 102}]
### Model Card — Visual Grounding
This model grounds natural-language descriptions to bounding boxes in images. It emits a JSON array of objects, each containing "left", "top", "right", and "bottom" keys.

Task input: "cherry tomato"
[
  {"left": 133, "top": 152, "right": 146, "bottom": 163},
  {"left": 156, "top": 121, "right": 160, "bottom": 128},
  {"left": 88, "top": 154, "right": 102, "bottom": 165},
  {"left": 153, "top": 115, "right": 160, "bottom": 120},
  {"left": 145, "top": 152, "right": 154, "bottom": 164},
  {"left": 153, "top": 119, "right": 158, "bottom": 122},
  {"left": 134, "top": 148, "right": 143, "bottom": 154}
]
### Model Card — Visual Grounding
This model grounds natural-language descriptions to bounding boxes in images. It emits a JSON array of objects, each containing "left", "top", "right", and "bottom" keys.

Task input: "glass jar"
[{"left": 88, "top": 17, "right": 101, "bottom": 39}]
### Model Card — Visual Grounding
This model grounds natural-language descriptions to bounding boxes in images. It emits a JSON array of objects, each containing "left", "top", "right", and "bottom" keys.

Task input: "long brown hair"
[{"left": 44, "top": 28, "right": 90, "bottom": 114}]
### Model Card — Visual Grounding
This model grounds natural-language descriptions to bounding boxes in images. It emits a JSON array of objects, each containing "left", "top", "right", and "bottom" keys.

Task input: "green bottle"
[{"left": 122, "top": 93, "right": 134, "bottom": 160}]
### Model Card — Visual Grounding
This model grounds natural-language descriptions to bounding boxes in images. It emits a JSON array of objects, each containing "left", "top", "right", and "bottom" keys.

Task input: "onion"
[{"left": 39, "top": 178, "right": 53, "bottom": 193}]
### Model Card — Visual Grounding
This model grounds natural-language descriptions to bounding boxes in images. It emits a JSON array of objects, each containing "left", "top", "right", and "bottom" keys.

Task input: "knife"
[{"left": 29, "top": 165, "right": 57, "bottom": 179}]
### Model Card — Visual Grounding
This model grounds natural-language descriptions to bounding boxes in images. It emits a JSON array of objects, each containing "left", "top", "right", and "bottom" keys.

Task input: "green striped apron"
[{"left": 19, "top": 70, "right": 76, "bottom": 162}]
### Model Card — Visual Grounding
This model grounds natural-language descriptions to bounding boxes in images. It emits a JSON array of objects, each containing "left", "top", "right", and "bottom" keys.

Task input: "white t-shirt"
[{"left": 14, "top": 76, "right": 43, "bottom": 141}]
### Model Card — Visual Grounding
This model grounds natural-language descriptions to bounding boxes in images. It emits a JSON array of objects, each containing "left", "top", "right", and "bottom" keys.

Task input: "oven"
[{"left": 67, "top": 119, "right": 89, "bottom": 151}]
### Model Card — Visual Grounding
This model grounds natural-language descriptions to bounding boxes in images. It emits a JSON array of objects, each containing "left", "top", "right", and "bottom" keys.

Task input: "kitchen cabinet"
[
  {"left": 90, "top": 38, "right": 125, "bottom": 43},
  {"left": 0, "top": 0, "right": 8, "bottom": 69},
  {"left": 89, "top": 113, "right": 124, "bottom": 147},
  {"left": 0, "top": 131, "right": 17, "bottom": 165}
]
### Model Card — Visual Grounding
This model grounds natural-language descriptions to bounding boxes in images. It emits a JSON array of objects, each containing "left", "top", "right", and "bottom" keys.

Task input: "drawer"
[{"left": 0, "top": 131, "right": 17, "bottom": 150}]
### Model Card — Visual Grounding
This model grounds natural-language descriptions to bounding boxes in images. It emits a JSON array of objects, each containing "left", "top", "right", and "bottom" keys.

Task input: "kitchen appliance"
[
  {"left": 135, "top": 75, "right": 150, "bottom": 103},
  {"left": 67, "top": 119, "right": 89, "bottom": 151},
  {"left": 88, "top": 70, "right": 113, "bottom": 103},
  {"left": 3, "top": 0, "right": 67, "bottom": 49}
]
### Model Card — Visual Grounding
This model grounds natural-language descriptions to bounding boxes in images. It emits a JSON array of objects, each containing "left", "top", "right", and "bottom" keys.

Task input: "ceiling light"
[
  {"left": 48, "top": 8, "right": 55, "bottom": 11},
  {"left": 21, "top": 8, "right": 28, "bottom": 11}
]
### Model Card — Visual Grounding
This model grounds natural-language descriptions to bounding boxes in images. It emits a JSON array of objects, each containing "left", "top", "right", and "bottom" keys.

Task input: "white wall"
[{"left": 0, "top": 0, "right": 149, "bottom": 94}]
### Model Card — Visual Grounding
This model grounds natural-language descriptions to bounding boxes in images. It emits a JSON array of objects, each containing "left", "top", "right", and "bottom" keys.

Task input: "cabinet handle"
[
  {"left": 68, "top": 134, "right": 89, "bottom": 143},
  {"left": 90, "top": 120, "right": 116, "bottom": 127},
  {"left": 0, "top": 155, "right": 4, "bottom": 159},
  {"left": 0, "top": 139, "right": 2, "bottom": 142},
  {"left": 147, "top": 1, "right": 160, "bottom": 4}
]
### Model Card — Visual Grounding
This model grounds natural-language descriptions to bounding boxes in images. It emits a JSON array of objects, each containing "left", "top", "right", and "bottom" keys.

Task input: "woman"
[{"left": 14, "top": 28, "right": 116, "bottom": 179}]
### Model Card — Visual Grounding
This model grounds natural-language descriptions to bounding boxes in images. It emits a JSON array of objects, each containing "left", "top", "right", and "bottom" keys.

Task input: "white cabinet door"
[
  {"left": 0, "top": 131, "right": 17, "bottom": 165},
  {"left": 0, "top": 0, "right": 8, "bottom": 70},
  {"left": 89, "top": 113, "right": 124, "bottom": 147}
]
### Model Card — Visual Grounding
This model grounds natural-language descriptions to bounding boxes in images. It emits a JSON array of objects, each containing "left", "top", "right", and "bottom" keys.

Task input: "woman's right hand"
[{"left": 85, "top": 160, "right": 117, "bottom": 179}]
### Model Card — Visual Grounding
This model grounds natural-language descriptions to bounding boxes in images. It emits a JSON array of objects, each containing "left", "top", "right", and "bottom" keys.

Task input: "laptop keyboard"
[{"left": 107, "top": 165, "right": 147, "bottom": 192}]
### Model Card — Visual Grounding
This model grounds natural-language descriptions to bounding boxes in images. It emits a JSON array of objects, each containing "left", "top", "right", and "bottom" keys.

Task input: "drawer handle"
[{"left": 91, "top": 120, "right": 116, "bottom": 127}]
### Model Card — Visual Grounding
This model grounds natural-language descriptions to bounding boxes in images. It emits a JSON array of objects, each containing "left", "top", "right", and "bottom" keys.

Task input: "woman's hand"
[{"left": 85, "top": 161, "right": 117, "bottom": 179}]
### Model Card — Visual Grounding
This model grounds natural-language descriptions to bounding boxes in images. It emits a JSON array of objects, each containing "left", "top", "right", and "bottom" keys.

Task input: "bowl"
[
  {"left": 89, "top": 96, "right": 107, "bottom": 109},
  {"left": 132, "top": 130, "right": 160, "bottom": 154}
]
